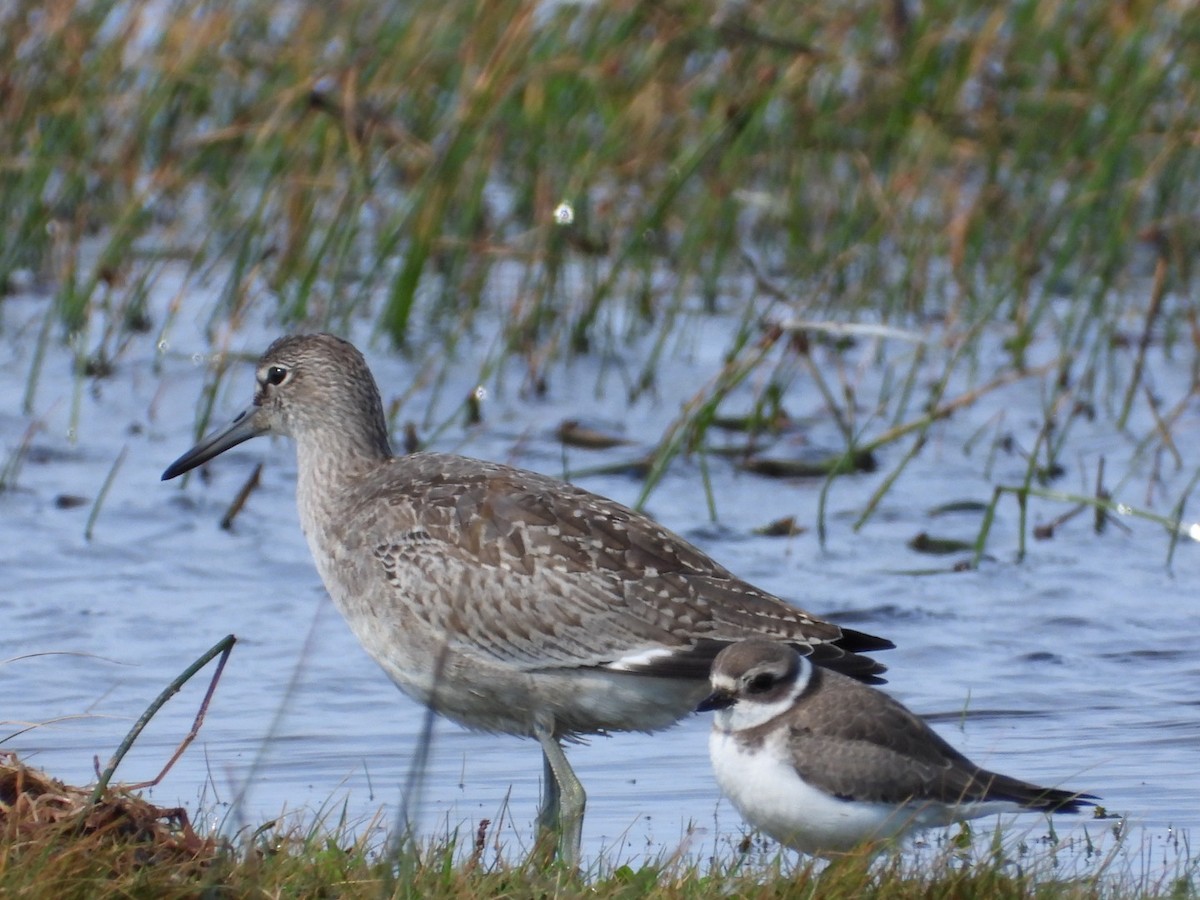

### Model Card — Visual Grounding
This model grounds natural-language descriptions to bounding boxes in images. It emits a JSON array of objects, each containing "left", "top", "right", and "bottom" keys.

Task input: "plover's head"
[{"left": 696, "top": 639, "right": 812, "bottom": 731}]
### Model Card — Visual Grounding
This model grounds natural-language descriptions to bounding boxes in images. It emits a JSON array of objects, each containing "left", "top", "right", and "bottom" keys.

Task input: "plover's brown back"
[{"left": 699, "top": 640, "right": 1094, "bottom": 856}]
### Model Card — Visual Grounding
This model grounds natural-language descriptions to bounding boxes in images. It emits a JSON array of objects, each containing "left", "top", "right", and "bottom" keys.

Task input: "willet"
[
  {"left": 162, "top": 333, "right": 893, "bottom": 864},
  {"left": 697, "top": 640, "right": 1094, "bottom": 856}
]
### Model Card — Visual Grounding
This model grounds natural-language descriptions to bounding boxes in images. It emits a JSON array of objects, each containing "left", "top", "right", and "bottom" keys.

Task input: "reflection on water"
[{"left": 1, "top": 287, "right": 1198, "bottom": 875}]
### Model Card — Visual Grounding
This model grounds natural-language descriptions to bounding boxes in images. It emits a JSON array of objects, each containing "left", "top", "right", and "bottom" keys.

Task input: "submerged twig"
[
  {"left": 1094, "top": 457, "right": 1109, "bottom": 534},
  {"left": 556, "top": 420, "right": 630, "bottom": 449},
  {"left": 384, "top": 641, "right": 448, "bottom": 887},
  {"left": 1165, "top": 464, "right": 1200, "bottom": 570},
  {"left": 1032, "top": 502, "right": 1086, "bottom": 540},
  {"left": 636, "top": 325, "right": 781, "bottom": 508},
  {"left": 973, "top": 485, "right": 1200, "bottom": 568},
  {"left": 1117, "top": 242, "right": 1168, "bottom": 431},
  {"left": 768, "top": 318, "right": 930, "bottom": 345},
  {"left": 0, "top": 417, "right": 44, "bottom": 492},
  {"left": 220, "top": 462, "right": 263, "bottom": 530},
  {"left": 84, "top": 445, "right": 128, "bottom": 541},
  {"left": 858, "top": 359, "right": 1062, "bottom": 457},
  {"left": 89, "top": 634, "right": 236, "bottom": 805}
]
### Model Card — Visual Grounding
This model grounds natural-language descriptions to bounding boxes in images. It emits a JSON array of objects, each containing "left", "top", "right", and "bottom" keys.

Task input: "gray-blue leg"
[{"left": 533, "top": 717, "right": 584, "bottom": 866}]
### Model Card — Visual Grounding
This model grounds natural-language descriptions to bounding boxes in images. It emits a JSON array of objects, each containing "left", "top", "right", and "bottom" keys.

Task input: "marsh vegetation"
[{"left": 3, "top": 0, "right": 1199, "bottom": 895}]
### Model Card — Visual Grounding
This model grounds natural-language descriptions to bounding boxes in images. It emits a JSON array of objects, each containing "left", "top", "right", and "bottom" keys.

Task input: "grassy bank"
[{"left": 0, "top": 753, "right": 1185, "bottom": 900}]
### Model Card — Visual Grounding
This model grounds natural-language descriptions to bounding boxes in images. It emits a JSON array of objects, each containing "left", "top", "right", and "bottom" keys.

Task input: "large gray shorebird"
[
  {"left": 162, "top": 333, "right": 893, "bottom": 864},
  {"left": 698, "top": 640, "right": 1094, "bottom": 856}
]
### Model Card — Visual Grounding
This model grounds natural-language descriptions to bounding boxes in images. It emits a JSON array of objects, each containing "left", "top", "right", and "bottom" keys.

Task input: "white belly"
[{"left": 709, "top": 729, "right": 915, "bottom": 856}]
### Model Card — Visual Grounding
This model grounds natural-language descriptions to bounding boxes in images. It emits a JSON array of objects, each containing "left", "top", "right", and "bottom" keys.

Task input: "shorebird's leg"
[
  {"left": 537, "top": 749, "right": 561, "bottom": 833},
  {"left": 533, "top": 716, "right": 585, "bottom": 867}
]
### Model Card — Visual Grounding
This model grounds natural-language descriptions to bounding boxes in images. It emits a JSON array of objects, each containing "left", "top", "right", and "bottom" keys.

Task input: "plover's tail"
[{"left": 977, "top": 772, "right": 1098, "bottom": 814}]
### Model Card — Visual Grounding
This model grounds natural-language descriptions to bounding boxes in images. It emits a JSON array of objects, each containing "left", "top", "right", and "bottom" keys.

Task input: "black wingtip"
[
  {"left": 990, "top": 778, "right": 1099, "bottom": 814},
  {"left": 806, "top": 642, "right": 890, "bottom": 684},
  {"left": 1039, "top": 790, "right": 1100, "bottom": 815},
  {"left": 837, "top": 625, "right": 896, "bottom": 653},
  {"left": 838, "top": 657, "right": 890, "bottom": 685}
]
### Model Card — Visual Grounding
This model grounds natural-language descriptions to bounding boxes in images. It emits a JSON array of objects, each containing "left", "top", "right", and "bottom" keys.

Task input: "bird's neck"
[{"left": 293, "top": 427, "right": 392, "bottom": 532}]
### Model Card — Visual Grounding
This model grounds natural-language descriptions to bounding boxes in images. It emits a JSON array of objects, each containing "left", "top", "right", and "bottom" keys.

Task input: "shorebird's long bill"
[
  {"left": 161, "top": 405, "right": 265, "bottom": 480},
  {"left": 695, "top": 690, "right": 735, "bottom": 713}
]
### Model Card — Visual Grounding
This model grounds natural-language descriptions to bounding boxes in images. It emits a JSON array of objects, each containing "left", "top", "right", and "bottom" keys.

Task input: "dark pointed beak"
[
  {"left": 695, "top": 689, "right": 735, "bottom": 714},
  {"left": 162, "top": 404, "right": 265, "bottom": 480}
]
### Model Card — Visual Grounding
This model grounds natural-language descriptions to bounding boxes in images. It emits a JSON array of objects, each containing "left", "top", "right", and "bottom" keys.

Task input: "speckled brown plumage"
[{"left": 161, "top": 333, "right": 895, "bottom": 864}]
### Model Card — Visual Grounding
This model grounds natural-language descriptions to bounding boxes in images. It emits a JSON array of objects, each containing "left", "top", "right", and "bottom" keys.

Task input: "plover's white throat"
[
  {"left": 161, "top": 333, "right": 893, "bottom": 865},
  {"left": 697, "top": 640, "right": 1094, "bottom": 856}
]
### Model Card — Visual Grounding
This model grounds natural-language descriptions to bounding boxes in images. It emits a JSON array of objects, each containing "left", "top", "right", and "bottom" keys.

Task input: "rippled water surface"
[{"left": 2, "top": 275, "right": 1198, "bottom": 877}]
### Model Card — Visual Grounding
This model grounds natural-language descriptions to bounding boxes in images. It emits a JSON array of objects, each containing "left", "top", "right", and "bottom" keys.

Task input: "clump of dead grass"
[{"left": 0, "top": 752, "right": 216, "bottom": 891}]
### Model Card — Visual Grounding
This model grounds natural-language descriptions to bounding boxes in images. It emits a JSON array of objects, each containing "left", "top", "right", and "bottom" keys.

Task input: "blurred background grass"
[{"left": 3, "top": 0, "right": 1198, "bottom": 500}]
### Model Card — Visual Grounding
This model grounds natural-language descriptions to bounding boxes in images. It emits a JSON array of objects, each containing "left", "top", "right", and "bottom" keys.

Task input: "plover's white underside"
[{"left": 698, "top": 639, "right": 1094, "bottom": 856}]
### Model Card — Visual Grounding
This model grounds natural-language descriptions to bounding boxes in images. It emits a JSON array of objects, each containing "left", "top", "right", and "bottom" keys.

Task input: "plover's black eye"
[
  {"left": 265, "top": 365, "right": 289, "bottom": 386},
  {"left": 747, "top": 672, "right": 776, "bottom": 694}
]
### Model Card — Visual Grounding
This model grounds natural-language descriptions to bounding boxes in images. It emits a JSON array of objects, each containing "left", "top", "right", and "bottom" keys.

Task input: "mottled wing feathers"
[
  {"left": 358, "top": 453, "right": 889, "bottom": 680},
  {"left": 373, "top": 540, "right": 651, "bottom": 668}
]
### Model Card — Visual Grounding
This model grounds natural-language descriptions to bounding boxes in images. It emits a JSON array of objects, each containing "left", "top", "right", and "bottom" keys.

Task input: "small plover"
[{"left": 698, "top": 639, "right": 1094, "bottom": 856}]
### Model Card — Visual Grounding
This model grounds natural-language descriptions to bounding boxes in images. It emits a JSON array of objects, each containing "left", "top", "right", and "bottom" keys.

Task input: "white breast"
[{"left": 708, "top": 727, "right": 915, "bottom": 856}]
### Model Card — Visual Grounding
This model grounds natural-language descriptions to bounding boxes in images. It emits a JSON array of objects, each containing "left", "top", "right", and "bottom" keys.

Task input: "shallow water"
[{"left": 2, "top": 271, "right": 1198, "bottom": 878}]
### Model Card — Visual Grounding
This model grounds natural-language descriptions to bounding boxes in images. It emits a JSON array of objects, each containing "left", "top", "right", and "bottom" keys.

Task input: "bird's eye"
[
  {"left": 265, "top": 365, "right": 289, "bottom": 386},
  {"left": 747, "top": 672, "right": 775, "bottom": 693}
]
